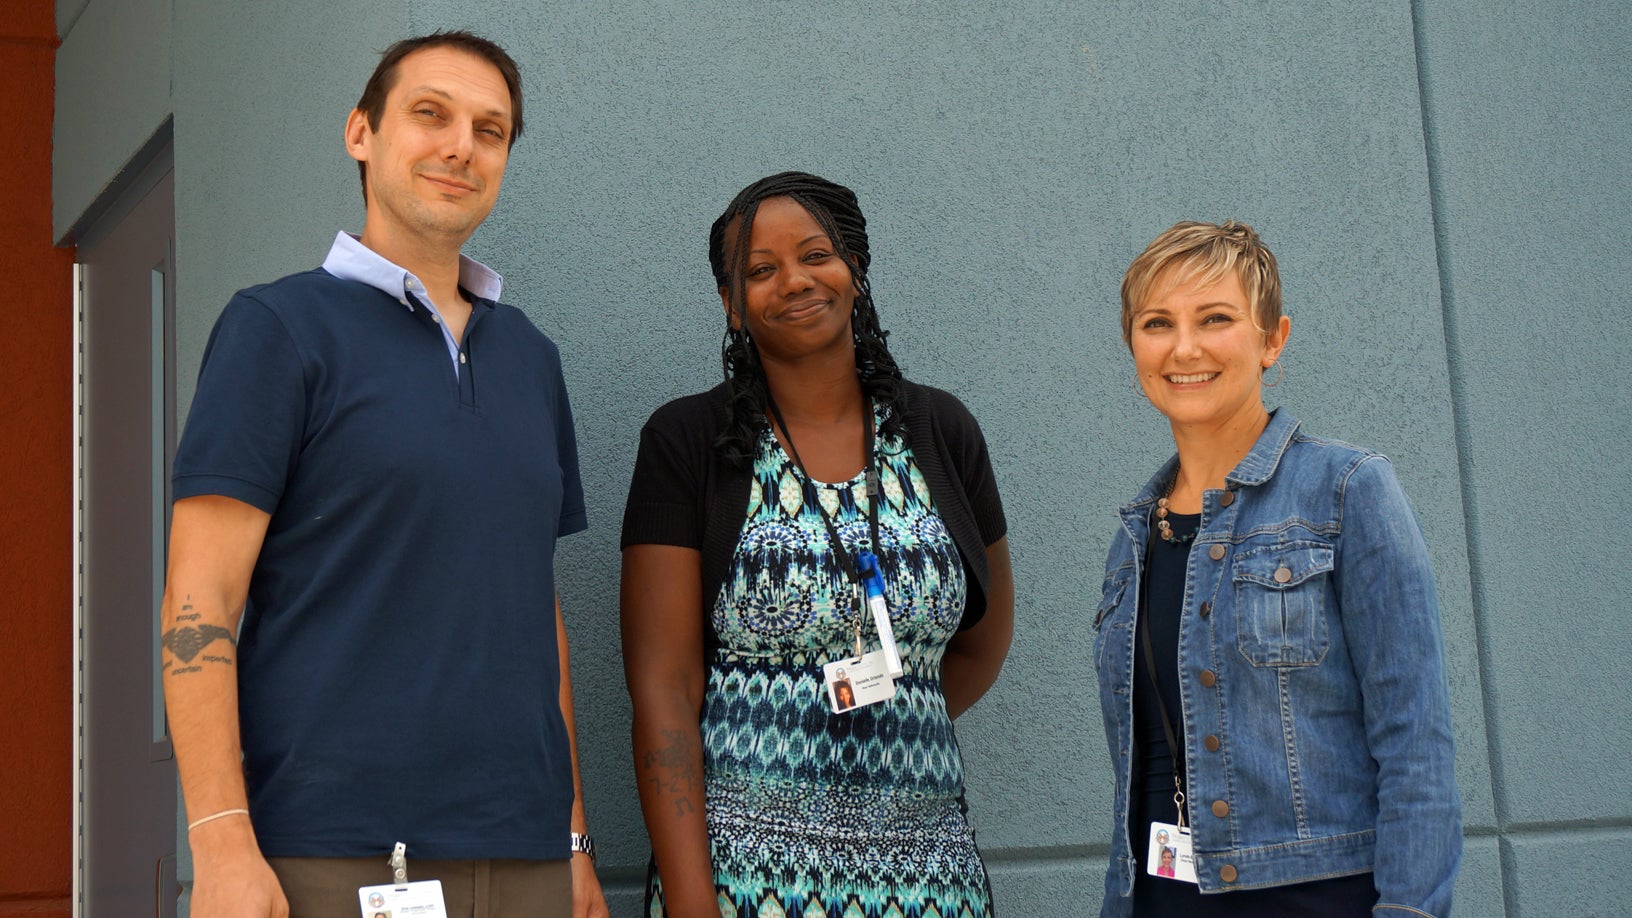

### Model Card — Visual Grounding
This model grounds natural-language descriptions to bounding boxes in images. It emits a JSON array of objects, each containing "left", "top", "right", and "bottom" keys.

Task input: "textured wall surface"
[
  {"left": 1416, "top": 1, "right": 1632, "bottom": 915},
  {"left": 1, "top": 1, "right": 74, "bottom": 915},
  {"left": 46, "top": 1, "right": 1630, "bottom": 915}
]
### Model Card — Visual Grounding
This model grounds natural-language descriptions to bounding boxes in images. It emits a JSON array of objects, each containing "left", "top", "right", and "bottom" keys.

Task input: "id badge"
[
  {"left": 358, "top": 880, "right": 448, "bottom": 917},
  {"left": 1146, "top": 821, "right": 1198, "bottom": 884},
  {"left": 822, "top": 649, "right": 896, "bottom": 713}
]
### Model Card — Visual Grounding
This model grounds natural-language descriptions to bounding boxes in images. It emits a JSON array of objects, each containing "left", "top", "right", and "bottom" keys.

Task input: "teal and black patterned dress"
[{"left": 648, "top": 415, "right": 993, "bottom": 918}]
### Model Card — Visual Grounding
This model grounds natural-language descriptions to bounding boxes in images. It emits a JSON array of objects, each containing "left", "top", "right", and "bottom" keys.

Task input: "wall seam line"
[{"left": 1408, "top": 2, "right": 1513, "bottom": 915}]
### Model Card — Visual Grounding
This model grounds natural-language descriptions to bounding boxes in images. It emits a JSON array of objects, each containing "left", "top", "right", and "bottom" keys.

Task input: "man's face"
[{"left": 346, "top": 45, "right": 513, "bottom": 246}]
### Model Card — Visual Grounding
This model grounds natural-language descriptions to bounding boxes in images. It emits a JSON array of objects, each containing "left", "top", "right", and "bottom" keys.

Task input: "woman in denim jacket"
[{"left": 1093, "top": 221, "right": 1462, "bottom": 917}]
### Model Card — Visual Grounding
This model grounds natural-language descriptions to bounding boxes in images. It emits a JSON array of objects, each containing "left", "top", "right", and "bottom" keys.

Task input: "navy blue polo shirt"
[{"left": 173, "top": 258, "right": 586, "bottom": 860}]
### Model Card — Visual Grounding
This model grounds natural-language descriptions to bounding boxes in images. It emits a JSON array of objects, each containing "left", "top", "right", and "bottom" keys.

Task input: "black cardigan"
[{"left": 620, "top": 379, "right": 1007, "bottom": 635}]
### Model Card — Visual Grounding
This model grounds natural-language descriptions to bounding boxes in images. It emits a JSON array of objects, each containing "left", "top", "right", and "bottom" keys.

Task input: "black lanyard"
[
  {"left": 765, "top": 396, "right": 883, "bottom": 589},
  {"left": 1139, "top": 533, "right": 1189, "bottom": 829}
]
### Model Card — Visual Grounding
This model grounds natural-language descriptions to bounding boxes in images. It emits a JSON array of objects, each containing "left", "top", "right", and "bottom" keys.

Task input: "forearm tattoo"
[
  {"left": 645, "top": 727, "right": 701, "bottom": 818},
  {"left": 162, "top": 596, "right": 236, "bottom": 676}
]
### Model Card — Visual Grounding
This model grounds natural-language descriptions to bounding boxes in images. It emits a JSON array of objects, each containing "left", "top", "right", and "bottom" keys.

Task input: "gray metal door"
[{"left": 75, "top": 158, "right": 179, "bottom": 917}]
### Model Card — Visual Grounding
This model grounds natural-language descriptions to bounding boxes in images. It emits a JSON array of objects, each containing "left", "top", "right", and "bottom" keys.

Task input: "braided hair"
[{"left": 708, "top": 171, "right": 906, "bottom": 468}]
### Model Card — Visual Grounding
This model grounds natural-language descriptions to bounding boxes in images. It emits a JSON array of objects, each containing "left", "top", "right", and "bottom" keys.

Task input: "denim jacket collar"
[
  {"left": 1118, "top": 408, "right": 1303, "bottom": 521},
  {"left": 1226, "top": 407, "right": 1301, "bottom": 487}
]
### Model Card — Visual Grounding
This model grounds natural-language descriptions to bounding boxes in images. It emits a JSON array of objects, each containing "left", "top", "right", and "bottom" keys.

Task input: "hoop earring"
[
  {"left": 1132, "top": 374, "right": 1149, "bottom": 400},
  {"left": 1262, "top": 361, "right": 1285, "bottom": 388}
]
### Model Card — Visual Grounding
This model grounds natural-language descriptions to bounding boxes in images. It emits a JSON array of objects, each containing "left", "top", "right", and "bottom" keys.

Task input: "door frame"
[{"left": 71, "top": 134, "right": 178, "bottom": 918}]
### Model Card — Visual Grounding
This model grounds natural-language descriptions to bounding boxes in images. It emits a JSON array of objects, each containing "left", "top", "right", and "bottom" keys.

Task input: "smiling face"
[
  {"left": 345, "top": 45, "right": 513, "bottom": 249},
  {"left": 1130, "top": 265, "right": 1290, "bottom": 433},
  {"left": 720, "top": 196, "right": 858, "bottom": 367}
]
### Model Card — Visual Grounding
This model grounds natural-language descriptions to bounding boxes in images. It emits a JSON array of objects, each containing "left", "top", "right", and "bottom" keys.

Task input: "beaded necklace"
[{"left": 1153, "top": 473, "right": 1197, "bottom": 545}]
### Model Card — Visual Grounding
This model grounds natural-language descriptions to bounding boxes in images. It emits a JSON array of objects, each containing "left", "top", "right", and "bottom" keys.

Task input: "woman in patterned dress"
[{"left": 621, "top": 172, "right": 1014, "bottom": 918}]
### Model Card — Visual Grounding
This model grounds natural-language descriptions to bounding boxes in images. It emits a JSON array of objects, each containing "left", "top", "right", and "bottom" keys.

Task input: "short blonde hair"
[{"left": 1120, "top": 220, "right": 1282, "bottom": 346}]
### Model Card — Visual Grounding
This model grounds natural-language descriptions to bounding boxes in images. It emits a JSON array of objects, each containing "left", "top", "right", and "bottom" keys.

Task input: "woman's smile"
[{"left": 1163, "top": 371, "right": 1219, "bottom": 385}]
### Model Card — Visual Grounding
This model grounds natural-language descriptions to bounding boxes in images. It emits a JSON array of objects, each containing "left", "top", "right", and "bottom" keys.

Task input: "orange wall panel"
[
  {"left": 0, "top": 0, "right": 75, "bottom": 908},
  {"left": 0, "top": 3, "right": 56, "bottom": 41}
]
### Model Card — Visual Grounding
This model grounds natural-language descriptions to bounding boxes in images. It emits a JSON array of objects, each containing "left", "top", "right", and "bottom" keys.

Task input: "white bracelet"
[{"left": 187, "top": 808, "right": 250, "bottom": 832}]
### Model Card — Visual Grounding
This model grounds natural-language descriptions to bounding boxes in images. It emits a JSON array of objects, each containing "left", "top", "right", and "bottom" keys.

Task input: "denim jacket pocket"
[{"left": 1232, "top": 543, "right": 1334, "bottom": 667}]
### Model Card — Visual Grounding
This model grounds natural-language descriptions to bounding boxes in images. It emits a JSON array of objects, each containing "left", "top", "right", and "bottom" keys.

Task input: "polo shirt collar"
[{"left": 321, "top": 231, "right": 503, "bottom": 307}]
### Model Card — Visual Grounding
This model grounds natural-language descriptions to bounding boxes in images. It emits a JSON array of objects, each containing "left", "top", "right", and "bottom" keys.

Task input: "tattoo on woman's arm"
[{"left": 645, "top": 727, "right": 701, "bottom": 818}]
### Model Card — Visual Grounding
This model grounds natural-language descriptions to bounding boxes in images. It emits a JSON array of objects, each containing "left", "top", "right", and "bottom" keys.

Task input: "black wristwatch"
[{"left": 569, "top": 831, "right": 596, "bottom": 863}]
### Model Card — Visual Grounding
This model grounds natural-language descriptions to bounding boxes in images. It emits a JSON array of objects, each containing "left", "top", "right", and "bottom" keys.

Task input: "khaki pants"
[{"left": 268, "top": 855, "right": 572, "bottom": 918}]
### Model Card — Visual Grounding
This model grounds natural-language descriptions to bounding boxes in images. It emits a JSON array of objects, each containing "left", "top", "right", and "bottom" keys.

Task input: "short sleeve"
[
  {"left": 620, "top": 404, "right": 707, "bottom": 550},
  {"left": 172, "top": 295, "right": 307, "bottom": 513},
  {"left": 936, "top": 390, "right": 1007, "bottom": 546},
  {"left": 548, "top": 343, "right": 588, "bottom": 537}
]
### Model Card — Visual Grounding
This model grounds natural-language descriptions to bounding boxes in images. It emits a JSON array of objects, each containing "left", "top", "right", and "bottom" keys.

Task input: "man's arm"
[
  {"left": 556, "top": 595, "right": 610, "bottom": 918},
  {"left": 160, "top": 494, "right": 287, "bottom": 918}
]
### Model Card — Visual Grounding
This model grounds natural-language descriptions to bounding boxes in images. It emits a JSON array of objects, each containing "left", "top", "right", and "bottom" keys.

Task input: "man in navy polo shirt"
[{"left": 159, "top": 32, "right": 609, "bottom": 918}]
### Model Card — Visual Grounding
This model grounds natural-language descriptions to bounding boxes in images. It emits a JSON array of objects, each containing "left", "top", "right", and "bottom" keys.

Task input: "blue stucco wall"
[
  {"left": 51, "top": 1, "right": 1629, "bottom": 914},
  {"left": 1415, "top": 2, "right": 1632, "bottom": 915}
]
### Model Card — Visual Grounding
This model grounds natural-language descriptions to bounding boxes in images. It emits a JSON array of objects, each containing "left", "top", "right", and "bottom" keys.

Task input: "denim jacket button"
[
  {"left": 1208, "top": 543, "right": 1226, "bottom": 561},
  {"left": 1219, "top": 864, "right": 1238, "bottom": 883},
  {"left": 1199, "top": 601, "right": 1212, "bottom": 617},
  {"left": 1219, "top": 490, "right": 1235, "bottom": 507},
  {"left": 1204, "top": 734, "right": 1220, "bottom": 752},
  {"left": 1199, "top": 669, "right": 1218, "bottom": 687},
  {"left": 1274, "top": 566, "right": 1293, "bottom": 583},
  {"left": 1211, "top": 800, "right": 1230, "bottom": 818}
]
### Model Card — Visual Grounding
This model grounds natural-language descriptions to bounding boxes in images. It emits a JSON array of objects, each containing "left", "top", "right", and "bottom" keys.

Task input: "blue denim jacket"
[{"left": 1093, "top": 411, "right": 1461, "bottom": 917}]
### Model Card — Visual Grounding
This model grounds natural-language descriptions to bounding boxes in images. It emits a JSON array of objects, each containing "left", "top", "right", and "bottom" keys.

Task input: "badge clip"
[{"left": 388, "top": 841, "right": 408, "bottom": 887}]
